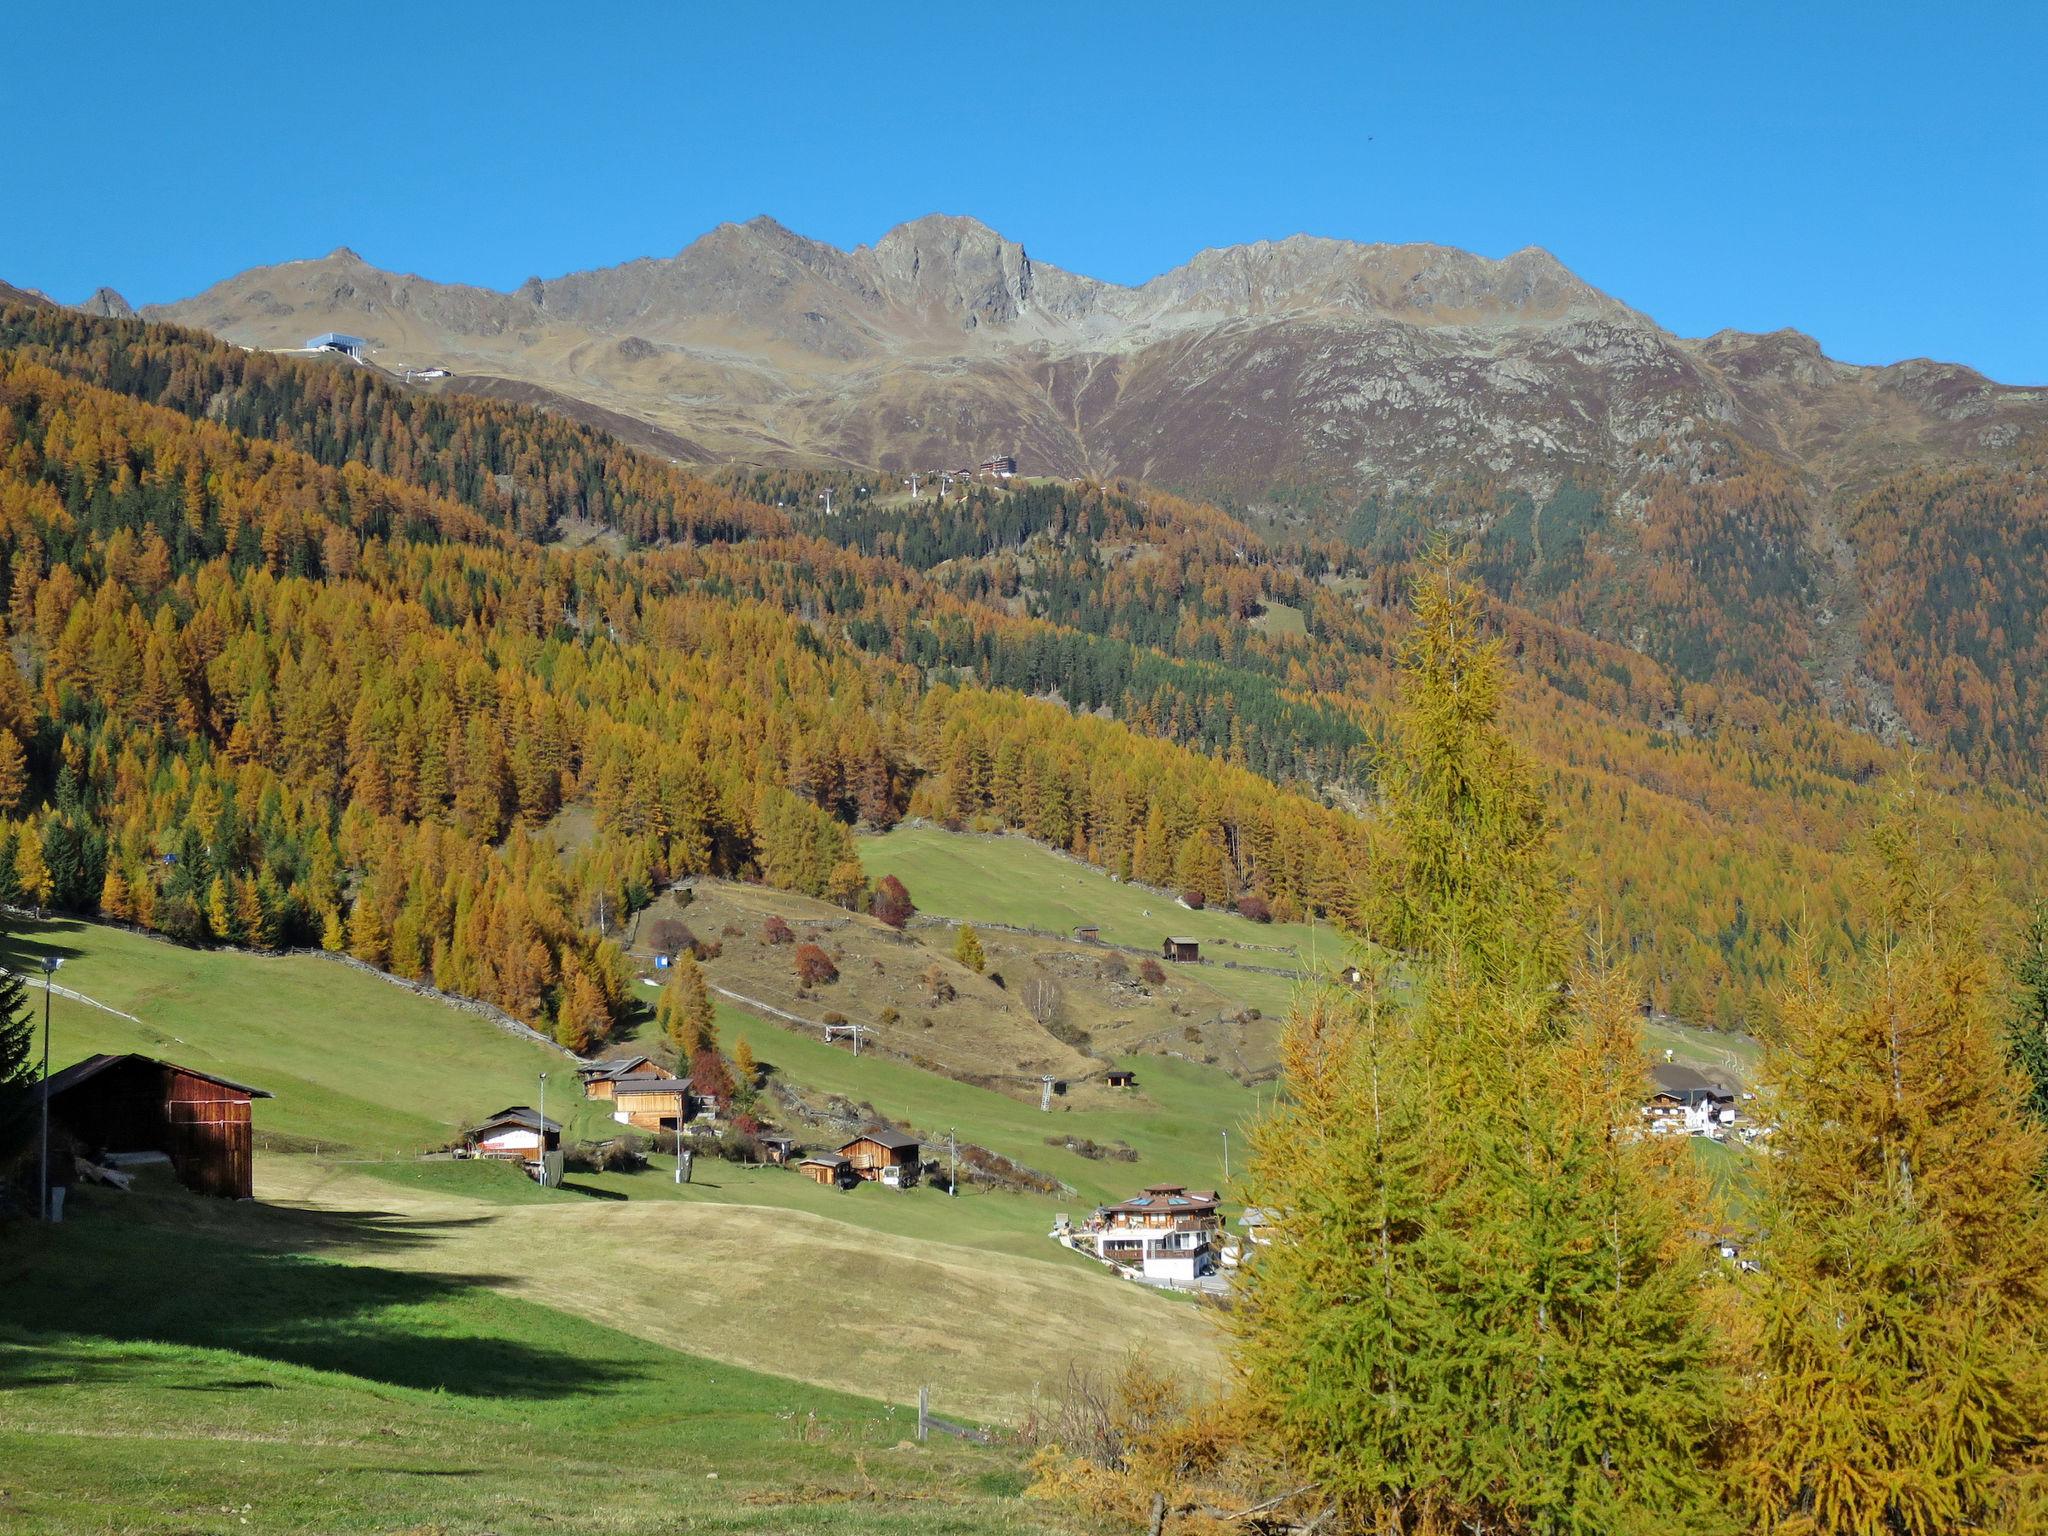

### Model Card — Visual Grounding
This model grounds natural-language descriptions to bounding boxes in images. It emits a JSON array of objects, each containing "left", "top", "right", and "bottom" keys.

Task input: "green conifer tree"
[
  {"left": 1740, "top": 793, "right": 2048, "bottom": 1535},
  {"left": 1234, "top": 550, "right": 1729, "bottom": 1535},
  {"left": 954, "top": 924, "right": 985, "bottom": 974}
]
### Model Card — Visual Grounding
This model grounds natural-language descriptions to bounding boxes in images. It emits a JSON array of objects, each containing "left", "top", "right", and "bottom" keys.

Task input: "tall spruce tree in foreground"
[
  {"left": 1235, "top": 550, "right": 1729, "bottom": 1535},
  {"left": 2005, "top": 900, "right": 2048, "bottom": 1139},
  {"left": 1741, "top": 795, "right": 2048, "bottom": 1535},
  {"left": 0, "top": 925, "right": 38, "bottom": 1171}
]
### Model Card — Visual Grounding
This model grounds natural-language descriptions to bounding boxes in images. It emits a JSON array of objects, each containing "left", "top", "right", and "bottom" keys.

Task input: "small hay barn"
[{"left": 37, "top": 1053, "right": 272, "bottom": 1199}]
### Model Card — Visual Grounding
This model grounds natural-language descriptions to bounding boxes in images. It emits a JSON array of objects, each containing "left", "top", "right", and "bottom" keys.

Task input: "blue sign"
[{"left": 655, "top": 954, "right": 672, "bottom": 969}]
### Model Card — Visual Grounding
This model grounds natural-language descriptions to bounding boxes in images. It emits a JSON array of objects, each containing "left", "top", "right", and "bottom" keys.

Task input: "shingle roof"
[
  {"left": 476, "top": 1105, "right": 561, "bottom": 1134},
  {"left": 36, "top": 1052, "right": 272, "bottom": 1104},
  {"left": 609, "top": 1075, "right": 688, "bottom": 1096},
  {"left": 843, "top": 1128, "right": 920, "bottom": 1153}
]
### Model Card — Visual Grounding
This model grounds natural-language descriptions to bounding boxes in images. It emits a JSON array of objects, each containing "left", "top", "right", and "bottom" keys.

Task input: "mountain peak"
[{"left": 79, "top": 286, "right": 134, "bottom": 319}]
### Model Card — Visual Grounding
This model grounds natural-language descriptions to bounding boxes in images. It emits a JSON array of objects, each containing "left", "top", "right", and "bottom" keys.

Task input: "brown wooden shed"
[
  {"left": 1163, "top": 936, "right": 1201, "bottom": 963},
  {"left": 37, "top": 1053, "right": 272, "bottom": 1199},
  {"left": 799, "top": 1154, "right": 851, "bottom": 1187},
  {"left": 1105, "top": 1069, "right": 1138, "bottom": 1090},
  {"left": 840, "top": 1128, "right": 921, "bottom": 1185}
]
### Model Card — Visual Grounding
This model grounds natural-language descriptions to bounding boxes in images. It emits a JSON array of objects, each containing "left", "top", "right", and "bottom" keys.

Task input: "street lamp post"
[{"left": 37, "top": 956, "right": 61, "bottom": 1220}]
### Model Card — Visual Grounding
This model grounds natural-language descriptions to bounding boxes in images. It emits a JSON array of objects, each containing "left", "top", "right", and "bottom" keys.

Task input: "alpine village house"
[{"left": 1087, "top": 1183, "right": 1223, "bottom": 1281}]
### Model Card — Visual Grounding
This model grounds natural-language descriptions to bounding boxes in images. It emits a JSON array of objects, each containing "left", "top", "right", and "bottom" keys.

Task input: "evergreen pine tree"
[
  {"left": 1740, "top": 793, "right": 2048, "bottom": 1535},
  {"left": 954, "top": 924, "right": 985, "bottom": 974},
  {"left": 14, "top": 823, "right": 52, "bottom": 915},
  {"left": 1233, "top": 550, "right": 1729, "bottom": 1535},
  {"left": 0, "top": 922, "right": 35, "bottom": 1168},
  {"left": 2005, "top": 900, "right": 2048, "bottom": 1135},
  {"left": 658, "top": 951, "right": 716, "bottom": 1056}
]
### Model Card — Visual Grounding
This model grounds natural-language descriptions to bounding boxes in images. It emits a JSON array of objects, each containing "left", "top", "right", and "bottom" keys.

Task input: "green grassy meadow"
[
  {"left": 862, "top": 824, "right": 1338, "bottom": 963},
  {"left": 0, "top": 1190, "right": 1055, "bottom": 1536},
  {"left": 0, "top": 917, "right": 613, "bottom": 1154},
  {"left": 720, "top": 1001, "right": 1257, "bottom": 1211}
]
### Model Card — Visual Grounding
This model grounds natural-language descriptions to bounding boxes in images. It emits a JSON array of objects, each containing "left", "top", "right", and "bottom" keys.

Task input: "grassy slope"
[
  {"left": 4, "top": 916, "right": 1226, "bottom": 1424},
  {"left": 260, "top": 1157, "right": 1218, "bottom": 1424},
  {"left": 862, "top": 824, "right": 1340, "bottom": 1023},
  {"left": 0, "top": 917, "right": 614, "bottom": 1153},
  {"left": 0, "top": 1191, "right": 1052, "bottom": 1536},
  {"left": 863, "top": 825, "right": 1333, "bottom": 961},
  {"left": 721, "top": 1001, "right": 1255, "bottom": 1209}
]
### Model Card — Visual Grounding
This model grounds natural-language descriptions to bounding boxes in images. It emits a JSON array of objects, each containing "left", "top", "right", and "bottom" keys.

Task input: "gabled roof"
[
  {"left": 1649, "top": 1065, "right": 1732, "bottom": 1098},
  {"left": 476, "top": 1104, "right": 561, "bottom": 1134},
  {"left": 36, "top": 1052, "right": 272, "bottom": 1104},
  {"left": 842, "top": 1127, "right": 920, "bottom": 1153},
  {"left": 609, "top": 1075, "right": 689, "bottom": 1096},
  {"left": 577, "top": 1053, "right": 670, "bottom": 1079},
  {"left": 1165, "top": 936, "right": 1200, "bottom": 945},
  {"left": 1102, "top": 1183, "right": 1220, "bottom": 1216}
]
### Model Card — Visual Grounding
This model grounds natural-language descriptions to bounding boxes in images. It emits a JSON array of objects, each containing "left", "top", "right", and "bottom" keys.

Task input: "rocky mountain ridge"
[{"left": 103, "top": 215, "right": 2048, "bottom": 499}]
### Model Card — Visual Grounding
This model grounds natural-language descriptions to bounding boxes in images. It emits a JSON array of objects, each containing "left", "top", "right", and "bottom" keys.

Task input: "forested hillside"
[
  {"left": 3, "top": 302, "right": 2045, "bottom": 1035},
  {"left": 0, "top": 307, "right": 1365, "bottom": 1044}
]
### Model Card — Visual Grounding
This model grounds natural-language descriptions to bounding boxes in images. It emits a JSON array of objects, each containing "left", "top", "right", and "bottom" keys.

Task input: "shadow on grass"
[
  {"left": 555, "top": 1181, "right": 627, "bottom": 1201},
  {"left": 0, "top": 1200, "right": 638, "bottom": 1401}
]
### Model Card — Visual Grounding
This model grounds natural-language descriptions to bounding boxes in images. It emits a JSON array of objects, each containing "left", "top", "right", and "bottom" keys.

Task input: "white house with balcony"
[{"left": 1086, "top": 1183, "right": 1223, "bottom": 1282}]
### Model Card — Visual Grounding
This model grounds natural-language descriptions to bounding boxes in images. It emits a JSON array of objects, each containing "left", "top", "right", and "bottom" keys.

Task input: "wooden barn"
[
  {"left": 840, "top": 1128, "right": 921, "bottom": 1187},
  {"left": 608, "top": 1075, "right": 691, "bottom": 1131},
  {"left": 799, "top": 1153, "right": 851, "bottom": 1187},
  {"left": 1105, "top": 1069, "right": 1138, "bottom": 1090},
  {"left": 467, "top": 1106, "right": 562, "bottom": 1184},
  {"left": 1163, "top": 936, "right": 1201, "bottom": 963},
  {"left": 579, "top": 1055, "right": 674, "bottom": 1102},
  {"left": 37, "top": 1053, "right": 272, "bottom": 1199}
]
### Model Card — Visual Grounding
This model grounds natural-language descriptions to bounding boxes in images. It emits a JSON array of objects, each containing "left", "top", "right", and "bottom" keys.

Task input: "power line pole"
[
  {"left": 1221, "top": 1128, "right": 1229, "bottom": 1184},
  {"left": 948, "top": 1127, "right": 957, "bottom": 1197},
  {"left": 537, "top": 1071, "right": 548, "bottom": 1187},
  {"left": 37, "top": 956, "right": 60, "bottom": 1220}
]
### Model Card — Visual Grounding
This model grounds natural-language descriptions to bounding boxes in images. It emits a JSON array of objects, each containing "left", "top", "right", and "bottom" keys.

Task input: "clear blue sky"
[{"left": 5, "top": 1, "right": 2043, "bottom": 382}]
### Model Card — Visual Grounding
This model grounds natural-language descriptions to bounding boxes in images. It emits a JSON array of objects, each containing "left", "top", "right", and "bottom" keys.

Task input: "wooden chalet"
[
  {"left": 608, "top": 1075, "right": 692, "bottom": 1131},
  {"left": 1644, "top": 1065, "right": 1736, "bottom": 1136},
  {"left": 580, "top": 1055, "right": 674, "bottom": 1103},
  {"left": 1105, "top": 1069, "right": 1138, "bottom": 1090},
  {"left": 1162, "top": 936, "right": 1201, "bottom": 963},
  {"left": 799, "top": 1153, "right": 852, "bottom": 1187},
  {"left": 1088, "top": 1183, "right": 1222, "bottom": 1280},
  {"left": 839, "top": 1128, "right": 921, "bottom": 1187},
  {"left": 36, "top": 1053, "right": 272, "bottom": 1199},
  {"left": 759, "top": 1134, "right": 798, "bottom": 1166},
  {"left": 468, "top": 1106, "right": 561, "bottom": 1174}
]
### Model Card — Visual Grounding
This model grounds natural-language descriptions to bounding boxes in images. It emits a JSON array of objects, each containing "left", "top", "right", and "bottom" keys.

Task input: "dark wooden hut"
[{"left": 37, "top": 1053, "right": 272, "bottom": 1199}]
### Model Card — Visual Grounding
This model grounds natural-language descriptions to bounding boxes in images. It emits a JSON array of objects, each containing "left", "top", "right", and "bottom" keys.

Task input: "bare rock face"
[
  {"left": 78, "top": 286, "right": 135, "bottom": 319},
  {"left": 140, "top": 216, "right": 2048, "bottom": 497}
]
